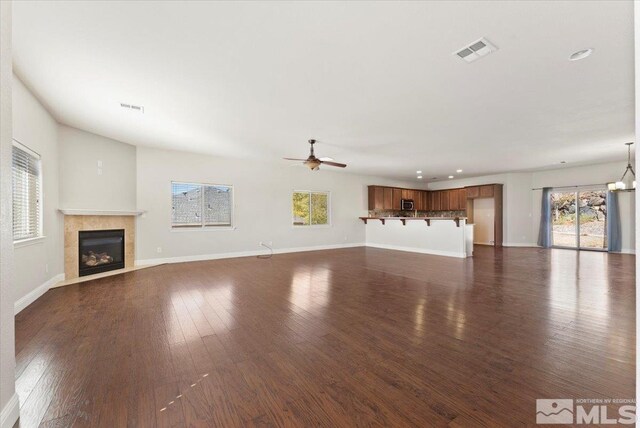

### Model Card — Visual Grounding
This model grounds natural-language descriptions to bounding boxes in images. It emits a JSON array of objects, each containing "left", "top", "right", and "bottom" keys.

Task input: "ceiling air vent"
[
  {"left": 120, "top": 103, "right": 144, "bottom": 113},
  {"left": 454, "top": 38, "right": 498, "bottom": 63}
]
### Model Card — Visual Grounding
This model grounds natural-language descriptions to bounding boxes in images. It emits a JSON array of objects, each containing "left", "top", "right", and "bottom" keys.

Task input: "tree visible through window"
[
  {"left": 172, "top": 182, "right": 232, "bottom": 228},
  {"left": 293, "top": 191, "right": 329, "bottom": 226}
]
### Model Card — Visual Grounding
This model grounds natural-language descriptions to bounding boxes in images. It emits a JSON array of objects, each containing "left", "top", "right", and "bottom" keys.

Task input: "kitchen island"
[{"left": 359, "top": 216, "right": 473, "bottom": 258}]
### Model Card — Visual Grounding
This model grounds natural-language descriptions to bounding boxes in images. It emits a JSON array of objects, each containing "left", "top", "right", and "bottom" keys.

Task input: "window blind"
[
  {"left": 12, "top": 144, "right": 41, "bottom": 241},
  {"left": 172, "top": 182, "right": 232, "bottom": 228}
]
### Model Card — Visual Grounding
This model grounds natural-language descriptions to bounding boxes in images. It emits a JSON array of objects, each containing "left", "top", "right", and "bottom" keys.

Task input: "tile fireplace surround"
[{"left": 63, "top": 215, "right": 135, "bottom": 280}]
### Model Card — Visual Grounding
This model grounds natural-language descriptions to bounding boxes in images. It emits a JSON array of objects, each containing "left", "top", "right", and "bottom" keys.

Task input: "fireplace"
[{"left": 78, "top": 229, "right": 125, "bottom": 277}]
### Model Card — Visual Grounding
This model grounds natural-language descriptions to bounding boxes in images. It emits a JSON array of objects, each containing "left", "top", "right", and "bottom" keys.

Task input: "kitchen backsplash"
[{"left": 369, "top": 210, "right": 466, "bottom": 217}]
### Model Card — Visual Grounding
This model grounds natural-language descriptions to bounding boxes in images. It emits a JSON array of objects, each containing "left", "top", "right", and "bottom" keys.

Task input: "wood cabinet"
[
  {"left": 430, "top": 191, "right": 441, "bottom": 211},
  {"left": 392, "top": 188, "right": 402, "bottom": 210},
  {"left": 368, "top": 186, "right": 470, "bottom": 213},
  {"left": 466, "top": 186, "right": 480, "bottom": 199},
  {"left": 458, "top": 188, "right": 467, "bottom": 209},
  {"left": 368, "top": 186, "right": 384, "bottom": 210},
  {"left": 480, "top": 185, "right": 494, "bottom": 198},
  {"left": 383, "top": 187, "right": 393, "bottom": 210}
]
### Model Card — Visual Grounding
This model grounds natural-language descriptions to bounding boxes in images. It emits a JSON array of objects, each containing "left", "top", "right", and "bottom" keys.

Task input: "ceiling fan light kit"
[
  {"left": 284, "top": 139, "right": 347, "bottom": 171},
  {"left": 607, "top": 142, "right": 636, "bottom": 192}
]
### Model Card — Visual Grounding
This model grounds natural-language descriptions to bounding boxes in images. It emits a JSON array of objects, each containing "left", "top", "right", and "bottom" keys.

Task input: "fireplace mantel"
[{"left": 59, "top": 209, "right": 145, "bottom": 216}]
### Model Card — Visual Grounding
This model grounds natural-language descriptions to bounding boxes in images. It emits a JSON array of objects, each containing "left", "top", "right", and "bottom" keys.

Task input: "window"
[
  {"left": 550, "top": 188, "right": 607, "bottom": 250},
  {"left": 292, "top": 191, "right": 330, "bottom": 226},
  {"left": 172, "top": 182, "right": 233, "bottom": 228},
  {"left": 12, "top": 142, "right": 42, "bottom": 242}
]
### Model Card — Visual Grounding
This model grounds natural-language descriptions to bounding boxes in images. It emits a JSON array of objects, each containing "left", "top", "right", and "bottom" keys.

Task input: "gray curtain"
[
  {"left": 537, "top": 187, "right": 552, "bottom": 248},
  {"left": 607, "top": 191, "right": 622, "bottom": 252}
]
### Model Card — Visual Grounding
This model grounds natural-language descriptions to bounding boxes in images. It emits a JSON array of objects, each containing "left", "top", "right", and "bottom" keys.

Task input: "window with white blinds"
[
  {"left": 171, "top": 182, "right": 233, "bottom": 228},
  {"left": 12, "top": 142, "right": 42, "bottom": 241}
]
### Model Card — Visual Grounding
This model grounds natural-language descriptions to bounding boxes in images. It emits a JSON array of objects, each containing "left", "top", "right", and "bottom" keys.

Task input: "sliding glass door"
[{"left": 550, "top": 188, "right": 607, "bottom": 251}]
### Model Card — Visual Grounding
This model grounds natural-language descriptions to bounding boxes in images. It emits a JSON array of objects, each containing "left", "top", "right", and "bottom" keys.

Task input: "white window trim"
[
  {"left": 170, "top": 181, "right": 235, "bottom": 231},
  {"left": 12, "top": 139, "right": 43, "bottom": 243},
  {"left": 14, "top": 236, "right": 46, "bottom": 248},
  {"left": 292, "top": 190, "right": 332, "bottom": 228}
]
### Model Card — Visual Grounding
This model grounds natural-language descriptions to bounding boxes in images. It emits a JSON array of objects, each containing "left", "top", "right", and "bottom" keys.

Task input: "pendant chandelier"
[{"left": 607, "top": 142, "right": 636, "bottom": 192}]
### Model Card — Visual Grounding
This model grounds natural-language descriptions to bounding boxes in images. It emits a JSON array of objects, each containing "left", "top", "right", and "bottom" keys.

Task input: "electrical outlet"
[
  {"left": 156, "top": 247, "right": 162, "bottom": 254},
  {"left": 268, "top": 241, "right": 273, "bottom": 247},
  {"left": 259, "top": 241, "right": 263, "bottom": 247},
  {"left": 97, "top": 160, "right": 103, "bottom": 167}
]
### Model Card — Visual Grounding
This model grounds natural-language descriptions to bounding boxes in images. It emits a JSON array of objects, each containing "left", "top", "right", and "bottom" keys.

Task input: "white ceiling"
[{"left": 12, "top": 0, "right": 634, "bottom": 182}]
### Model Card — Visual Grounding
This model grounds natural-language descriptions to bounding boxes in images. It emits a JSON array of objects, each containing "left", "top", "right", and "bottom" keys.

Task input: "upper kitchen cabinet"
[
  {"left": 383, "top": 187, "right": 393, "bottom": 210},
  {"left": 392, "top": 188, "right": 402, "bottom": 210},
  {"left": 465, "top": 186, "right": 480, "bottom": 199},
  {"left": 368, "top": 186, "right": 385, "bottom": 210},
  {"left": 479, "top": 185, "right": 494, "bottom": 198}
]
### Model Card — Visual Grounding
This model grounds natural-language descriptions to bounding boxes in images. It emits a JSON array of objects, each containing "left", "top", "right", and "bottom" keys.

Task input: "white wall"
[
  {"left": 136, "top": 146, "right": 417, "bottom": 263},
  {"left": 12, "top": 76, "right": 64, "bottom": 310},
  {"left": 59, "top": 125, "right": 136, "bottom": 211},
  {"left": 428, "top": 162, "right": 635, "bottom": 252},
  {"left": 0, "top": 1, "right": 18, "bottom": 426}
]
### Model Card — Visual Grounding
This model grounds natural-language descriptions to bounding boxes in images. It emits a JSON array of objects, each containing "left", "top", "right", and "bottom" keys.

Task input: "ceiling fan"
[{"left": 283, "top": 139, "right": 347, "bottom": 171}]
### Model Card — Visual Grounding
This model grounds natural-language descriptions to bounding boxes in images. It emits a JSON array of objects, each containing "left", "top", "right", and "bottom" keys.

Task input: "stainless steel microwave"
[{"left": 401, "top": 199, "right": 414, "bottom": 210}]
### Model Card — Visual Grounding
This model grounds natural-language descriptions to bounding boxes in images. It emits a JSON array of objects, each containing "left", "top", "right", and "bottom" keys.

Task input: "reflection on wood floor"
[{"left": 14, "top": 246, "right": 635, "bottom": 426}]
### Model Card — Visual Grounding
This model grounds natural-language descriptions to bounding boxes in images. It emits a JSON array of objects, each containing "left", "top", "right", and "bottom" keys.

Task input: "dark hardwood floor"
[{"left": 14, "top": 246, "right": 635, "bottom": 427}]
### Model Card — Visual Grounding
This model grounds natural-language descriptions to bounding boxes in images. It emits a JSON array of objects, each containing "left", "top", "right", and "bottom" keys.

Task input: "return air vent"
[
  {"left": 120, "top": 103, "right": 144, "bottom": 113},
  {"left": 454, "top": 37, "right": 498, "bottom": 63}
]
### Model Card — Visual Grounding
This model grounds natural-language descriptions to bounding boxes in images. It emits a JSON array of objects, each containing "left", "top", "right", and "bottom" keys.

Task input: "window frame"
[
  {"left": 549, "top": 185, "right": 608, "bottom": 252},
  {"left": 12, "top": 139, "right": 43, "bottom": 244},
  {"left": 170, "top": 181, "right": 234, "bottom": 231},
  {"left": 291, "top": 190, "right": 331, "bottom": 228}
]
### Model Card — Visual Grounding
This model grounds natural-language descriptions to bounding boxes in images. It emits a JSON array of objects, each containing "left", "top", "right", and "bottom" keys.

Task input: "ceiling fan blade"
[
  {"left": 320, "top": 160, "right": 347, "bottom": 168},
  {"left": 283, "top": 157, "right": 307, "bottom": 161}
]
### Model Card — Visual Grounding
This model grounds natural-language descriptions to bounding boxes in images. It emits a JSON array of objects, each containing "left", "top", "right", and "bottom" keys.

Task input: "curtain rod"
[{"left": 531, "top": 183, "right": 606, "bottom": 191}]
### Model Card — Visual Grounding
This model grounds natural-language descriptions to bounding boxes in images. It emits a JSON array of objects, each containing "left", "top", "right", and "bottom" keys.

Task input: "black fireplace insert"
[{"left": 78, "top": 229, "right": 125, "bottom": 277}]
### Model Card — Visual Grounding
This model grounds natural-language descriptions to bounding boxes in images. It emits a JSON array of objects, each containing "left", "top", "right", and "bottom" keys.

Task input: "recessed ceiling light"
[
  {"left": 448, "top": 175, "right": 454, "bottom": 179},
  {"left": 417, "top": 175, "right": 423, "bottom": 179},
  {"left": 416, "top": 170, "right": 422, "bottom": 174},
  {"left": 456, "top": 169, "right": 463, "bottom": 173},
  {"left": 569, "top": 48, "right": 593, "bottom": 61}
]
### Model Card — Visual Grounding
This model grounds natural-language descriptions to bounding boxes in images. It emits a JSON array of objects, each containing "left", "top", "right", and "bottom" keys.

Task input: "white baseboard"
[
  {"left": 365, "top": 243, "right": 466, "bottom": 258},
  {"left": 136, "top": 243, "right": 365, "bottom": 266},
  {"left": 0, "top": 393, "right": 19, "bottom": 428},
  {"left": 14, "top": 273, "right": 64, "bottom": 315},
  {"left": 502, "top": 242, "right": 539, "bottom": 247}
]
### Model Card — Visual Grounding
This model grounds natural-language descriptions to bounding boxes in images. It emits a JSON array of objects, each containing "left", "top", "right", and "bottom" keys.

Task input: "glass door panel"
[
  {"left": 551, "top": 192, "right": 577, "bottom": 248},
  {"left": 578, "top": 190, "right": 607, "bottom": 250}
]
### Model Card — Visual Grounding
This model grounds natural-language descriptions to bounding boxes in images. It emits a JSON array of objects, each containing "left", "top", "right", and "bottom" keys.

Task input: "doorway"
[
  {"left": 550, "top": 189, "right": 607, "bottom": 250},
  {"left": 473, "top": 197, "right": 495, "bottom": 245}
]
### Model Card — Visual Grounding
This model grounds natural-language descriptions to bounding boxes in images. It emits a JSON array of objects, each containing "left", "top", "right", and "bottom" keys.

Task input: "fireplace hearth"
[{"left": 78, "top": 229, "right": 125, "bottom": 277}]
